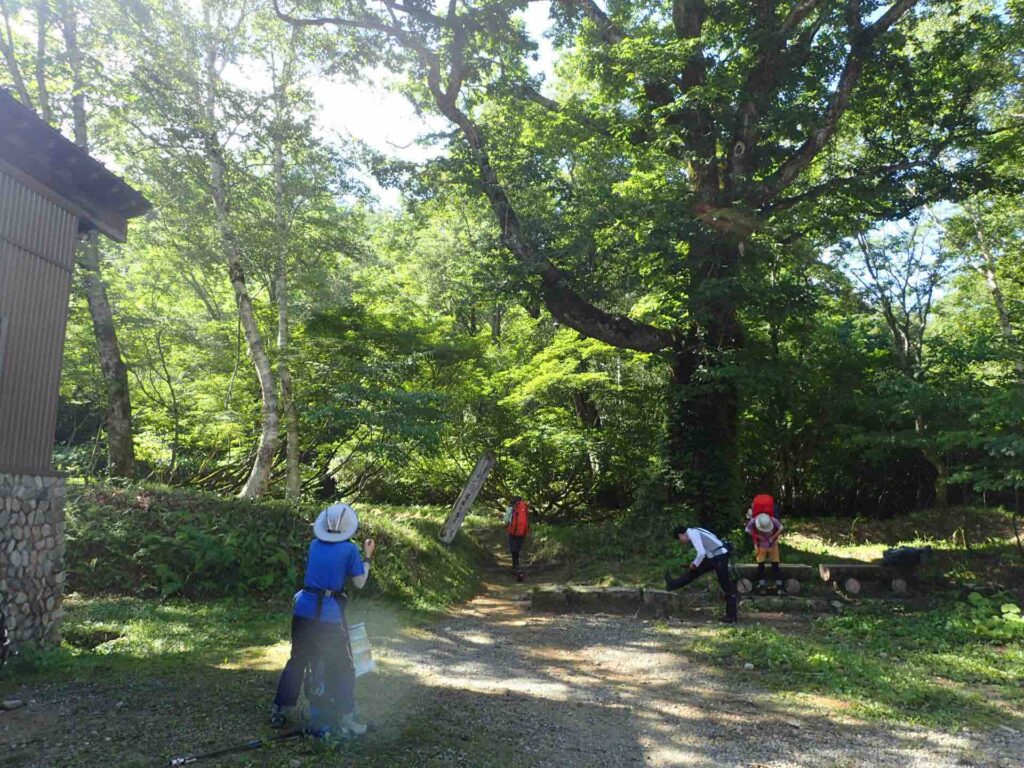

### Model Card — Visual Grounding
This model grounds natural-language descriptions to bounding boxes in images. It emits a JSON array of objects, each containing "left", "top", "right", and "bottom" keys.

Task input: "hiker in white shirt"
[{"left": 664, "top": 525, "right": 738, "bottom": 623}]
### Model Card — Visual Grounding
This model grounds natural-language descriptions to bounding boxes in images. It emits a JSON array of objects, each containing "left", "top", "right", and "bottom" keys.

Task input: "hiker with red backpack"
[
  {"left": 745, "top": 494, "right": 784, "bottom": 593},
  {"left": 505, "top": 497, "right": 530, "bottom": 582}
]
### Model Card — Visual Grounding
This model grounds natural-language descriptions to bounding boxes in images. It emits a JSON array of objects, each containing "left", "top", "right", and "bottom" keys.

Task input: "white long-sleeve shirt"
[{"left": 686, "top": 527, "right": 727, "bottom": 567}]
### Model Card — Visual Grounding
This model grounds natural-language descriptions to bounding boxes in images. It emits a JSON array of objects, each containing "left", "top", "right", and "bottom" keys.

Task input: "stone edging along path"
[{"left": 531, "top": 584, "right": 834, "bottom": 617}]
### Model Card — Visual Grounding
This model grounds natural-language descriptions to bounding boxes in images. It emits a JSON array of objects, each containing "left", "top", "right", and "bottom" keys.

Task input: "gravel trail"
[
  {"left": 360, "top": 572, "right": 1023, "bottom": 768},
  {"left": 2, "top": 570, "right": 1021, "bottom": 767}
]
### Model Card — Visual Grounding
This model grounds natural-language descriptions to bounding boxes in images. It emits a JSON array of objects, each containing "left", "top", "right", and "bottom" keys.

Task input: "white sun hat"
[
  {"left": 313, "top": 503, "right": 359, "bottom": 543},
  {"left": 754, "top": 513, "right": 774, "bottom": 534}
]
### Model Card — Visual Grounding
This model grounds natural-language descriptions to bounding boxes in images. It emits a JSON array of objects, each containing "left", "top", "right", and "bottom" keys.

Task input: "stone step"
[{"left": 531, "top": 584, "right": 834, "bottom": 618}]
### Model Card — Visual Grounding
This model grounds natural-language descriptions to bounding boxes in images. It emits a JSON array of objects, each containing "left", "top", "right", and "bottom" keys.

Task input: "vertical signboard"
[{"left": 439, "top": 451, "right": 496, "bottom": 544}]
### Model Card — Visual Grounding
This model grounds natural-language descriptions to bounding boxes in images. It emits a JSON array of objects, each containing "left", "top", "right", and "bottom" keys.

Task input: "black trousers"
[
  {"left": 273, "top": 615, "right": 356, "bottom": 716},
  {"left": 508, "top": 534, "right": 525, "bottom": 570},
  {"left": 756, "top": 561, "right": 783, "bottom": 582},
  {"left": 666, "top": 554, "right": 737, "bottom": 621}
]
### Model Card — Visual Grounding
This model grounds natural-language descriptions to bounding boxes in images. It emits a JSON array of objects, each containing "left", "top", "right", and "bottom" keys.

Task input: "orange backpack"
[{"left": 506, "top": 500, "right": 529, "bottom": 537}]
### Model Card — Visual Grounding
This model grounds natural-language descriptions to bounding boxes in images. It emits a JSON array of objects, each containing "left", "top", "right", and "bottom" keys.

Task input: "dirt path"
[
  {"left": 354, "top": 567, "right": 1023, "bottom": 768},
  {"left": 2, "top": 565, "right": 1022, "bottom": 767}
]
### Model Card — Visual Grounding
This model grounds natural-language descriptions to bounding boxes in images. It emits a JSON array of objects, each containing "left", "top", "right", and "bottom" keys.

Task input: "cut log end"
[
  {"left": 784, "top": 578, "right": 801, "bottom": 595},
  {"left": 843, "top": 577, "right": 861, "bottom": 595},
  {"left": 820, "top": 564, "right": 888, "bottom": 582},
  {"left": 737, "top": 578, "right": 753, "bottom": 595},
  {"left": 891, "top": 578, "right": 908, "bottom": 595}
]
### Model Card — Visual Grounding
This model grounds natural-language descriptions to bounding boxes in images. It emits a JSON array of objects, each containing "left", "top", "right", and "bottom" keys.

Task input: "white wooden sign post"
[{"left": 439, "top": 451, "right": 496, "bottom": 544}]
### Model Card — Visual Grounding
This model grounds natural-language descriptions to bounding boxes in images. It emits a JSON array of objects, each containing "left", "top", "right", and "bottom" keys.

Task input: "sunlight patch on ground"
[
  {"left": 642, "top": 745, "right": 706, "bottom": 765},
  {"left": 214, "top": 641, "right": 290, "bottom": 671},
  {"left": 426, "top": 671, "right": 573, "bottom": 700},
  {"left": 456, "top": 631, "right": 496, "bottom": 646}
]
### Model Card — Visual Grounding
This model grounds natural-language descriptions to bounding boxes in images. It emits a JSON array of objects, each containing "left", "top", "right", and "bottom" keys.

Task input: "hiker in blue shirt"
[{"left": 270, "top": 503, "right": 376, "bottom": 735}]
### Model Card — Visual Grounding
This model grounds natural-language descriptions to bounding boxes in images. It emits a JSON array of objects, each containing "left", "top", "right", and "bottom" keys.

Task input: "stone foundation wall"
[{"left": 0, "top": 472, "right": 66, "bottom": 648}]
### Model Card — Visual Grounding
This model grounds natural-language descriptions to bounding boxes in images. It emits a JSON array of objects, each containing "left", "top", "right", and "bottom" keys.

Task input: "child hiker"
[
  {"left": 504, "top": 497, "right": 530, "bottom": 581},
  {"left": 746, "top": 494, "right": 784, "bottom": 593},
  {"left": 270, "top": 503, "right": 376, "bottom": 736},
  {"left": 664, "top": 525, "right": 738, "bottom": 623}
]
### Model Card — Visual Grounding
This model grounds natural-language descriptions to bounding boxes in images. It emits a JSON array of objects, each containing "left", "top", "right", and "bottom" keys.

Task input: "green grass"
[
  {"left": 689, "top": 596, "right": 1024, "bottom": 729},
  {"left": 3, "top": 485, "right": 491, "bottom": 683},
  {"left": 530, "top": 506, "right": 1024, "bottom": 729},
  {"left": 64, "top": 483, "right": 490, "bottom": 611},
  {"left": 530, "top": 506, "right": 1022, "bottom": 589},
  {"left": 5, "top": 513, "right": 494, "bottom": 684},
  {"left": 7, "top": 595, "right": 292, "bottom": 678}
]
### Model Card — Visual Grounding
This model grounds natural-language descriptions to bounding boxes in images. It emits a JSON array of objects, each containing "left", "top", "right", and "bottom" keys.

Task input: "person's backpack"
[
  {"left": 751, "top": 494, "right": 777, "bottom": 519},
  {"left": 882, "top": 546, "right": 932, "bottom": 570},
  {"left": 507, "top": 499, "right": 529, "bottom": 537}
]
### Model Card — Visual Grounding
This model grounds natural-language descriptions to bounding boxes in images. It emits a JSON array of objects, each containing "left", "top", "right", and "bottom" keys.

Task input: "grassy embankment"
[
  {"left": 4, "top": 488, "right": 1021, "bottom": 731},
  {"left": 2, "top": 483, "right": 491, "bottom": 682},
  {"left": 529, "top": 506, "right": 1024, "bottom": 729}
]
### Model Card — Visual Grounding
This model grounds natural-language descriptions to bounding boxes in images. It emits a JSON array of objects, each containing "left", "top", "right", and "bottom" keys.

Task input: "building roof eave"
[{"left": 0, "top": 89, "right": 151, "bottom": 242}]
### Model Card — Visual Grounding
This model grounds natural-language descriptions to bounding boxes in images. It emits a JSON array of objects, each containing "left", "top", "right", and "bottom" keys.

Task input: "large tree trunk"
[
  {"left": 61, "top": 0, "right": 134, "bottom": 477},
  {"left": 666, "top": 234, "right": 744, "bottom": 527},
  {"left": 271, "top": 39, "right": 301, "bottom": 499},
  {"left": 77, "top": 237, "right": 135, "bottom": 476},
  {"left": 274, "top": 148, "right": 300, "bottom": 498},
  {"left": 982, "top": 263, "right": 1023, "bottom": 378},
  {"left": 916, "top": 414, "right": 948, "bottom": 509},
  {"left": 202, "top": 25, "right": 278, "bottom": 499}
]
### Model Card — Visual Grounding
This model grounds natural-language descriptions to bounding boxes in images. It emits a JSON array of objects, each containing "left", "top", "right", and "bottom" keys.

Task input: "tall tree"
[
  {"left": 266, "top": 27, "right": 302, "bottom": 497},
  {"left": 847, "top": 220, "right": 953, "bottom": 506},
  {"left": 113, "top": 0, "right": 280, "bottom": 496},
  {"left": 945, "top": 197, "right": 1024, "bottom": 380},
  {"left": 274, "top": 0, "right": 1018, "bottom": 523},
  {"left": 198, "top": 1, "right": 279, "bottom": 497}
]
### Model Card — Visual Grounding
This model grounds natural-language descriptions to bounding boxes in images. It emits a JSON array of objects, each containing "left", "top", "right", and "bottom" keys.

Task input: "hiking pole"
[{"left": 168, "top": 727, "right": 308, "bottom": 766}]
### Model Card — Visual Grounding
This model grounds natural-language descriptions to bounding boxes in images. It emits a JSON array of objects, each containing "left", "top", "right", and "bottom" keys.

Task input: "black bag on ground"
[{"left": 882, "top": 546, "right": 932, "bottom": 569}]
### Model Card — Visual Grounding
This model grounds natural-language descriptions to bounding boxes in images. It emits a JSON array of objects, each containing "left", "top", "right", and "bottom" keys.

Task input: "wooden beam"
[
  {"left": 819, "top": 563, "right": 890, "bottom": 582},
  {"left": 735, "top": 563, "right": 815, "bottom": 579}
]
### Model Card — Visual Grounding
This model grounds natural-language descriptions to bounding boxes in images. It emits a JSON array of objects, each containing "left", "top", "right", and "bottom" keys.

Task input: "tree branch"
[
  {"left": 276, "top": 0, "right": 671, "bottom": 351},
  {"left": 749, "top": 0, "right": 923, "bottom": 206},
  {"left": 0, "top": 0, "right": 33, "bottom": 108},
  {"left": 565, "top": 0, "right": 624, "bottom": 45},
  {"left": 424, "top": 34, "right": 671, "bottom": 351},
  {"left": 780, "top": 0, "right": 827, "bottom": 38}
]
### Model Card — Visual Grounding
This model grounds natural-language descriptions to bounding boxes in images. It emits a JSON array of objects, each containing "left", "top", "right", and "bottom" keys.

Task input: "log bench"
[
  {"left": 818, "top": 564, "right": 909, "bottom": 595},
  {"left": 734, "top": 564, "right": 815, "bottom": 595}
]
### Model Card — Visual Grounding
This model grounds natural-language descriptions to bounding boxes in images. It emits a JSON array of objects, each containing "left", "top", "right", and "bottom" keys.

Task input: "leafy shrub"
[
  {"left": 65, "top": 483, "right": 486, "bottom": 610},
  {"left": 961, "top": 592, "right": 1024, "bottom": 642}
]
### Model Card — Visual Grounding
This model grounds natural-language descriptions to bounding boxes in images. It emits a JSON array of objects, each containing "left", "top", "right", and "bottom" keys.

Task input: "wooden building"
[{"left": 0, "top": 89, "right": 149, "bottom": 649}]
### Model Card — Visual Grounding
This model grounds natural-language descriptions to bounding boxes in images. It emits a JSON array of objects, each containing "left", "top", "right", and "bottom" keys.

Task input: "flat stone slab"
[
  {"left": 640, "top": 588, "right": 681, "bottom": 618},
  {"left": 597, "top": 586, "right": 643, "bottom": 614},
  {"left": 531, "top": 586, "right": 568, "bottom": 612},
  {"left": 566, "top": 585, "right": 641, "bottom": 613},
  {"left": 533, "top": 584, "right": 842, "bottom": 617}
]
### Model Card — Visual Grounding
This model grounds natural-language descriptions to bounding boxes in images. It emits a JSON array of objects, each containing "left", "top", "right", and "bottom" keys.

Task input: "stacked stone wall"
[{"left": 0, "top": 472, "right": 66, "bottom": 648}]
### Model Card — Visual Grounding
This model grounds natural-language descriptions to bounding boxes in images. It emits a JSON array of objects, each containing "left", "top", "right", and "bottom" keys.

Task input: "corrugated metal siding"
[{"left": 0, "top": 168, "right": 78, "bottom": 472}]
